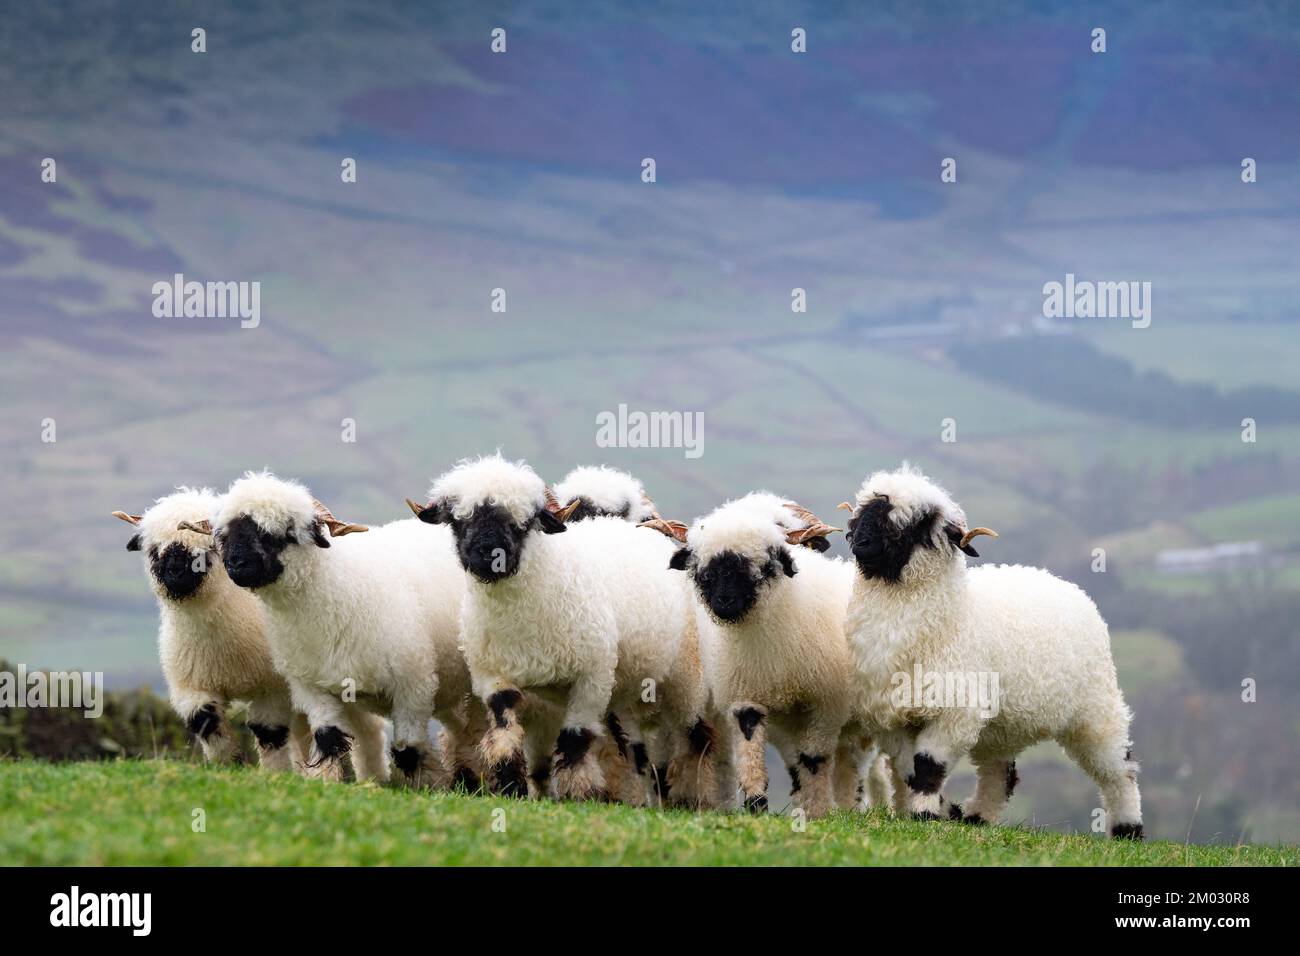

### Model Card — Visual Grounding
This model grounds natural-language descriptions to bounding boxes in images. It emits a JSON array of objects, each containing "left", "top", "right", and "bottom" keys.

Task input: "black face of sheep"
[
  {"left": 846, "top": 496, "right": 944, "bottom": 583},
  {"left": 219, "top": 515, "right": 298, "bottom": 589},
  {"left": 149, "top": 542, "right": 209, "bottom": 600},
  {"left": 419, "top": 501, "right": 566, "bottom": 583},
  {"left": 683, "top": 547, "right": 795, "bottom": 623}
]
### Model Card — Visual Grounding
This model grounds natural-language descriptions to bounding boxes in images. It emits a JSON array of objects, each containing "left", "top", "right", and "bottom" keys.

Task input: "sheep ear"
[
  {"left": 945, "top": 524, "right": 979, "bottom": 557},
  {"left": 536, "top": 508, "right": 567, "bottom": 534},
  {"left": 311, "top": 522, "right": 332, "bottom": 548},
  {"left": 776, "top": 547, "right": 797, "bottom": 577},
  {"left": 126, "top": 534, "right": 142, "bottom": 552},
  {"left": 413, "top": 500, "right": 451, "bottom": 525},
  {"left": 667, "top": 548, "right": 690, "bottom": 571}
]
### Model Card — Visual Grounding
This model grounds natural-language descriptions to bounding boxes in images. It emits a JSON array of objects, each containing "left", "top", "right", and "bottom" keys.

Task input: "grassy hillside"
[{"left": 1, "top": 760, "right": 1292, "bottom": 867}]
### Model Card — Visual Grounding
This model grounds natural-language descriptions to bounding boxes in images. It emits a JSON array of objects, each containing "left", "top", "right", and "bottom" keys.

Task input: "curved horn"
[
  {"left": 639, "top": 517, "right": 689, "bottom": 543},
  {"left": 958, "top": 527, "right": 998, "bottom": 549},
  {"left": 111, "top": 511, "right": 143, "bottom": 526},
  {"left": 177, "top": 519, "right": 213, "bottom": 536},
  {"left": 557, "top": 498, "right": 582, "bottom": 522},
  {"left": 836, "top": 501, "right": 853, "bottom": 512},
  {"left": 782, "top": 502, "right": 841, "bottom": 550},
  {"left": 405, "top": 497, "right": 426, "bottom": 516},
  {"left": 543, "top": 486, "right": 562, "bottom": 515},
  {"left": 640, "top": 491, "right": 663, "bottom": 522},
  {"left": 312, "top": 498, "right": 369, "bottom": 537}
]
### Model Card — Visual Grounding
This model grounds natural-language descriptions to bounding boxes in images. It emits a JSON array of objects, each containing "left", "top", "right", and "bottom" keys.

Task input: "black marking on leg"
[
  {"left": 787, "top": 765, "right": 801, "bottom": 793},
  {"left": 553, "top": 727, "right": 595, "bottom": 771},
  {"left": 248, "top": 722, "right": 289, "bottom": 750},
  {"left": 490, "top": 752, "right": 527, "bottom": 797},
  {"left": 1111, "top": 822, "right": 1145, "bottom": 840},
  {"left": 906, "top": 752, "right": 946, "bottom": 794},
  {"left": 452, "top": 766, "right": 481, "bottom": 792},
  {"left": 743, "top": 793, "right": 768, "bottom": 814},
  {"left": 391, "top": 745, "right": 421, "bottom": 775},
  {"left": 735, "top": 707, "right": 765, "bottom": 741},
  {"left": 631, "top": 741, "right": 649, "bottom": 775},
  {"left": 947, "top": 801, "right": 964, "bottom": 821},
  {"left": 688, "top": 717, "right": 716, "bottom": 755},
  {"left": 187, "top": 703, "right": 221, "bottom": 741},
  {"left": 529, "top": 755, "right": 552, "bottom": 789},
  {"left": 651, "top": 763, "right": 671, "bottom": 800},
  {"left": 797, "top": 752, "right": 827, "bottom": 775},
  {"left": 914, "top": 810, "right": 943, "bottom": 822},
  {"left": 962, "top": 813, "right": 986, "bottom": 826},
  {"left": 487, "top": 689, "right": 522, "bottom": 728},
  {"left": 1124, "top": 748, "right": 1132, "bottom": 762},
  {"left": 311, "top": 725, "right": 353, "bottom": 762},
  {"left": 1005, "top": 761, "right": 1020, "bottom": 797},
  {"left": 604, "top": 712, "right": 630, "bottom": 758}
]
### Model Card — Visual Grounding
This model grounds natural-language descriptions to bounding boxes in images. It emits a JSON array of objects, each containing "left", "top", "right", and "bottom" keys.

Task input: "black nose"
[{"left": 711, "top": 596, "right": 745, "bottom": 621}]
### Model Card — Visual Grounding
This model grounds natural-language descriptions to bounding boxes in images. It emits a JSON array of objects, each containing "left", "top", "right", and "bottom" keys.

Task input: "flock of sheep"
[{"left": 112, "top": 456, "right": 1144, "bottom": 839}]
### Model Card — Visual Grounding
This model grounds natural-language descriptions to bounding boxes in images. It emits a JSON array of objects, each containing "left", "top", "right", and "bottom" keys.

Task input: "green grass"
[{"left": 2, "top": 760, "right": 1293, "bottom": 866}]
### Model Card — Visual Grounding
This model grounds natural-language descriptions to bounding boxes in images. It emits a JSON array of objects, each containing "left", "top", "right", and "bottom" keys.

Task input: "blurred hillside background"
[{"left": 1, "top": 0, "right": 1297, "bottom": 843}]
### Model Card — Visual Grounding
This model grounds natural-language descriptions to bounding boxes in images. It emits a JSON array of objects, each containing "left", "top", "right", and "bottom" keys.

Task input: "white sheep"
[
  {"left": 669, "top": 492, "right": 889, "bottom": 818},
  {"left": 199, "top": 471, "right": 482, "bottom": 789},
  {"left": 415, "top": 455, "right": 716, "bottom": 805},
  {"left": 112, "top": 488, "right": 344, "bottom": 771},
  {"left": 551, "top": 464, "right": 714, "bottom": 805},
  {"left": 840, "top": 464, "right": 1144, "bottom": 838}
]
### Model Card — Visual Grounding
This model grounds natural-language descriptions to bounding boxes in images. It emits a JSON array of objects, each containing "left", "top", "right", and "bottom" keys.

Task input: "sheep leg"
[
  {"left": 667, "top": 715, "right": 718, "bottom": 809},
  {"left": 290, "top": 681, "right": 355, "bottom": 783},
  {"left": 961, "top": 752, "right": 1018, "bottom": 825},
  {"left": 600, "top": 711, "right": 646, "bottom": 806},
  {"left": 782, "top": 725, "right": 837, "bottom": 820},
  {"left": 711, "top": 712, "right": 739, "bottom": 809},
  {"left": 289, "top": 712, "right": 314, "bottom": 773},
  {"left": 478, "top": 684, "right": 528, "bottom": 797},
  {"left": 390, "top": 706, "right": 448, "bottom": 791},
  {"left": 176, "top": 693, "right": 238, "bottom": 764},
  {"left": 1060, "top": 718, "right": 1144, "bottom": 839},
  {"left": 832, "top": 729, "right": 870, "bottom": 810},
  {"left": 905, "top": 721, "right": 982, "bottom": 820},
  {"left": 732, "top": 702, "right": 769, "bottom": 813},
  {"left": 549, "top": 674, "right": 611, "bottom": 801},
  {"left": 345, "top": 705, "right": 391, "bottom": 783},
  {"left": 865, "top": 751, "right": 893, "bottom": 809},
  {"left": 245, "top": 693, "right": 296, "bottom": 773},
  {"left": 438, "top": 699, "right": 488, "bottom": 793},
  {"left": 523, "top": 709, "right": 561, "bottom": 799}
]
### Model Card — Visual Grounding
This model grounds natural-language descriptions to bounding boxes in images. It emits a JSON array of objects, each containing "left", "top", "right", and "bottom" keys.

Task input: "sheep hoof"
[
  {"left": 489, "top": 753, "right": 528, "bottom": 797},
  {"left": 961, "top": 813, "right": 986, "bottom": 826},
  {"left": 742, "top": 794, "right": 768, "bottom": 814},
  {"left": 947, "top": 802, "right": 964, "bottom": 821},
  {"left": 451, "top": 766, "right": 482, "bottom": 793},
  {"left": 1111, "top": 822, "right": 1145, "bottom": 840},
  {"left": 913, "top": 810, "right": 944, "bottom": 822}
]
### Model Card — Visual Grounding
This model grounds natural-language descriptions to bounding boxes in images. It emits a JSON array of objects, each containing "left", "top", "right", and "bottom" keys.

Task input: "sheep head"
[
  {"left": 114, "top": 489, "right": 222, "bottom": 601},
  {"left": 842, "top": 464, "right": 997, "bottom": 585},
  {"left": 214, "top": 472, "right": 365, "bottom": 590},
  {"left": 667, "top": 492, "right": 813, "bottom": 625},
  {"left": 420, "top": 455, "right": 566, "bottom": 584},
  {"left": 551, "top": 465, "right": 654, "bottom": 523}
]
